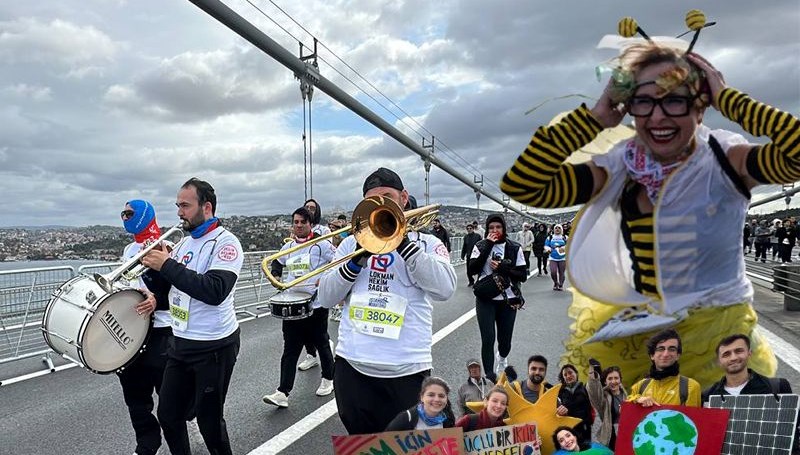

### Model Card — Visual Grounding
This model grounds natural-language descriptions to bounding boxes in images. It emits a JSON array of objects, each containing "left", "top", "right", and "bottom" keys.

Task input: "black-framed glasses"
[
  {"left": 120, "top": 210, "right": 135, "bottom": 219},
  {"left": 627, "top": 95, "right": 696, "bottom": 117}
]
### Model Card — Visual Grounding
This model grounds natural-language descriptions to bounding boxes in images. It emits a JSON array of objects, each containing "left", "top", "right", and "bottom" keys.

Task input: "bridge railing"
[{"left": 0, "top": 243, "right": 465, "bottom": 375}]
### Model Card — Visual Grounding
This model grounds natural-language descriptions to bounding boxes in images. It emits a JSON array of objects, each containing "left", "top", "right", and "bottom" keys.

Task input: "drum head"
[
  {"left": 269, "top": 290, "right": 314, "bottom": 304},
  {"left": 82, "top": 288, "right": 150, "bottom": 373}
]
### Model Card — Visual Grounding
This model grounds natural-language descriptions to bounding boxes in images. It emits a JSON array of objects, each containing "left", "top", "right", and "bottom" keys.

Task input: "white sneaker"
[
  {"left": 262, "top": 390, "right": 289, "bottom": 408},
  {"left": 298, "top": 354, "right": 319, "bottom": 371},
  {"left": 316, "top": 378, "right": 334, "bottom": 396},
  {"left": 495, "top": 353, "right": 508, "bottom": 375}
]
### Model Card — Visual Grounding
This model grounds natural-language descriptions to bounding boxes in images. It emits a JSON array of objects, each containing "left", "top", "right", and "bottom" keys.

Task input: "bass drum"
[
  {"left": 269, "top": 290, "right": 314, "bottom": 320},
  {"left": 41, "top": 275, "right": 151, "bottom": 374}
]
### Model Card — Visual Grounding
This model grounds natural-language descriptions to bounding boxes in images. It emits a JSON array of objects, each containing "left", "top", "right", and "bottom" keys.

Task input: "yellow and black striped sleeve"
[
  {"left": 500, "top": 105, "right": 603, "bottom": 209},
  {"left": 717, "top": 88, "right": 800, "bottom": 184}
]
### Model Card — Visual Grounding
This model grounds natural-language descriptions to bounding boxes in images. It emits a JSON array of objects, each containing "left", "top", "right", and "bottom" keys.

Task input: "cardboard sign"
[
  {"left": 615, "top": 402, "right": 729, "bottom": 455},
  {"left": 332, "top": 428, "right": 465, "bottom": 455},
  {"left": 463, "top": 423, "right": 541, "bottom": 455}
]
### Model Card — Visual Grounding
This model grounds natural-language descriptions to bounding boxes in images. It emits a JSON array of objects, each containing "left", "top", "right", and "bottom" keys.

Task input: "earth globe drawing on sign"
[{"left": 632, "top": 409, "right": 698, "bottom": 454}]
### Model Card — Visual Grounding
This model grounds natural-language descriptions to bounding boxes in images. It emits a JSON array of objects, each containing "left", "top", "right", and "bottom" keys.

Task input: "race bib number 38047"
[{"left": 348, "top": 293, "right": 407, "bottom": 340}]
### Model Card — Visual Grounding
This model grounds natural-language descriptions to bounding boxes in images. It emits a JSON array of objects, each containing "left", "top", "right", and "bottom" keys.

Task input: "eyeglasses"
[
  {"left": 627, "top": 95, "right": 696, "bottom": 117},
  {"left": 120, "top": 210, "right": 135, "bottom": 219}
]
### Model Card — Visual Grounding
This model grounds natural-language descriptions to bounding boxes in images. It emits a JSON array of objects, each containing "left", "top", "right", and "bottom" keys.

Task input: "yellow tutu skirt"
[{"left": 562, "top": 289, "right": 777, "bottom": 389}]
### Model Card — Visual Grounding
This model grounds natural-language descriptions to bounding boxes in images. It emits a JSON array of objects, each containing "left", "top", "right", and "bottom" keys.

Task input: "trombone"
[
  {"left": 94, "top": 223, "right": 185, "bottom": 293},
  {"left": 261, "top": 196, "right": 439, "bottom": 291}
]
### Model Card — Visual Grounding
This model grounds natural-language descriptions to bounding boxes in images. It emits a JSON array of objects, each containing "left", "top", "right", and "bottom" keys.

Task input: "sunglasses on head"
[{"left": 120, "top": 210, "right": 135, "bottom": 219}]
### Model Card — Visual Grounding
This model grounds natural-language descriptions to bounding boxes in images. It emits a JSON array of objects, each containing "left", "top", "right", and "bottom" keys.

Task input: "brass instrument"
[
  {"left": 94, "top": 223, "right": 185, "bottom": 292},
  {"left": 261, "top": 196, "right": 439, "bottom": 291}
]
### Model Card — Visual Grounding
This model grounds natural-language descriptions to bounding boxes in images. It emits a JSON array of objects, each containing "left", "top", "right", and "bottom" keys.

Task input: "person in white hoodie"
[{"left": 318, "top": 167, "right": 457, "bottom": 435}]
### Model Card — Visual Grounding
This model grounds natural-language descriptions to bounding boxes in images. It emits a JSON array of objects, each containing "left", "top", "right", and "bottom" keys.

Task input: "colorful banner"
[
  {"left": 332, "top": 428, "right": 465, "bottom": 455},
  {"left": 615, "top": 402, "right": 730, "bottom": 455},
  {"left": 463, "top": 423, "right": 541, "bottom": 455}
]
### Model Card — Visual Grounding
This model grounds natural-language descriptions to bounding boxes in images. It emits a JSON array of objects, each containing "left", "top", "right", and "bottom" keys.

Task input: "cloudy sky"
[{"left": 1, "top": 0, "right": 798, "bottom": 227}]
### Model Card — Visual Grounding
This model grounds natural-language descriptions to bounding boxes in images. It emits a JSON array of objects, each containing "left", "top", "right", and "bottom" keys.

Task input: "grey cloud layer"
[{"left": 1, "top": 0, "right": 798, "bottom": 226}]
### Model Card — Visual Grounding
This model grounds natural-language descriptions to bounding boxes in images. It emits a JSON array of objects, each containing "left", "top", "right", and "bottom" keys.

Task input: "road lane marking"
[
  {"left": 247, "top": 308, "right": 478, "bottom": 455},
  {"left": 758, "top": 324, "right": 800, "bottom": 374}
]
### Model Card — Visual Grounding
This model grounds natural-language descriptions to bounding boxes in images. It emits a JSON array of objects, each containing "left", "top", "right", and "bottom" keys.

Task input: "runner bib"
[{"left": 348, "top": 292, "right": 407, "bottom": 339}]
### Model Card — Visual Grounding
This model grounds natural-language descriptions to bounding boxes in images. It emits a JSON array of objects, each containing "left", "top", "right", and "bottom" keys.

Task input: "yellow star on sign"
[{"left": 466, "top": 372, "right": 582, "bottom": 455}]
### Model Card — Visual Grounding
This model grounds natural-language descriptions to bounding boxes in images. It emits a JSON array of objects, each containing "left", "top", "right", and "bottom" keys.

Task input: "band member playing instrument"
[
  {"left": 262, "top": 207, "right": 336, "bottom": 408},
  {"left": 118, "top": 199, "right": 168, "bottom": 455},
  {"left": 297, "top": 198, "right": 332, "bottom": 371},
  {"left": 141, "top": 178, "right": 243, "bottom": 455},
  {"left": 318, "top": 167, "right": 457, "bottom": 434}
]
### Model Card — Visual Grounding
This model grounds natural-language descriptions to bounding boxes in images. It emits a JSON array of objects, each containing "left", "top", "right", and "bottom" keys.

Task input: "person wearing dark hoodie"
[
  {"left": 467, "top": 213, "right": 527, "bottom": 382},
  {"left": 304, "top": 198, "right": 331, "bottom": 236},
  {"left": 556, "top": 364, "right": 593, "bottom": 446}
]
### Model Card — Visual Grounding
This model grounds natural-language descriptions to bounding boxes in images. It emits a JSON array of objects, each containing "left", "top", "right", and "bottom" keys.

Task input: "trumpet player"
[
  {"left": 262, "top": 206, "right": 337, "bottom": 408},
  {"left": 318, "top": 167, "right": 457, "bottom": 434},
  {"left": 141, "top": 178, "right": 243, "bottom": 455},
  {"left": 117, "top": 199, "right": 168, "bottom": 455}
]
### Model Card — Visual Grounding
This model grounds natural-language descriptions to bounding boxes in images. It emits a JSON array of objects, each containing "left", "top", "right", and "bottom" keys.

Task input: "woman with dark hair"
[
  {"left": 303, "top": 198, "right": 331, "bottom": 236},
  {"left": 556, "top": 365, "right": 593, "bottom": 445},
  {"left": 587, "top": 365, "right": 627, "bottom": 449},
  {"left": 467, "top": 214, "right": 527, "bottom": 381},
  {"left": 552, "top": 426, "right": 612, "bottom": 454},
  {"left": 385, "top": 377, "right": 456, "bottom": 431},
  {"left": 532, "top": 223, "right": 549, "bottom": 276}
]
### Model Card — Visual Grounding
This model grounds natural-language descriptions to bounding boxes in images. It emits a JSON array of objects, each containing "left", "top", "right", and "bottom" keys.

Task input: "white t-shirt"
[
  {"left": 123, "top": 242, "right": 171, "bottom": 328},
  {"left": 470, "top": 241, "right": 526, "bottom": 300},
  {"left": 167, "top": 227, "right": 243, "bottom": 341},
  {"left": 277, "top": 235, "right": 336, "bottom": 308},
  {"left": 723, "top": 381, "right": 748, "bottom": 396}
]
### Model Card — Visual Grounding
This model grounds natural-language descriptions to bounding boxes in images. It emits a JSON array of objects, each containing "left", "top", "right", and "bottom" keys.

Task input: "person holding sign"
[
  {"left": 141, "top": 177, "right": 243, "bottom": 455},
  {"left": 552, "top": 426, "right": 612, "bottom": 454},
  {"left": 455, "top": 387, "right": 509, "bottom": 431},
  {"left": 318, "top": 167, "right": 457, "bottom": 434},
  {"left": 262, "top": 207, "right": 336, "bottom": 408},
  {"left": 385, "top": 377, "right": 456, "bottom": 431}
]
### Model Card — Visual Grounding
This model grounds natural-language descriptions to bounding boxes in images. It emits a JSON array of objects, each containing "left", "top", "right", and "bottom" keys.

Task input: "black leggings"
[
  {"left": 535, "top": 254, "right": 548, "bottom": 274},
  {"left": 475, "top": 297, "right": 518, "bottom": 381}
]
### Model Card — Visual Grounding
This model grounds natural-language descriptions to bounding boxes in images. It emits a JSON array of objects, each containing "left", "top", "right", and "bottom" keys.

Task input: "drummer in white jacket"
[{"left": 318, "top": 167, "right": 457, "bottom": 435}]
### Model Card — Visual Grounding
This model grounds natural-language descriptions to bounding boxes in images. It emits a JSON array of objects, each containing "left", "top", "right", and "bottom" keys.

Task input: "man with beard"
[
  {"left": 628, "top": 329, "right": 701, "bottom": 407},
  {"left": 702, "top": 334, "right": 792, "bottom": 402},
  {"left": 511, "top": 355, "right": 553, "bottom": 404},
  {"left": 142, "top": 177, "right": 243, "bottom": 455}
]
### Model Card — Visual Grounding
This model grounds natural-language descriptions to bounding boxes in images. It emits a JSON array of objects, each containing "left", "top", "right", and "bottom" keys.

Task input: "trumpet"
[
  {"left": 94, "top": 223, "right": 185, "bottom": 293},
  {"left": 261, "top": 196, "right": 439, "bottom": 291}
]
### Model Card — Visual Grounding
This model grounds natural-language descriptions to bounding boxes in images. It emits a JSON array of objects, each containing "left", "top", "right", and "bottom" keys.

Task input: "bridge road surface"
[{"left": 2, "top": 263, "right": 799, "bottom": 454}]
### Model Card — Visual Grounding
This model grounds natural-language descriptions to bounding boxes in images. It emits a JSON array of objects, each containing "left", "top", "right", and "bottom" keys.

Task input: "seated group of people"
[{"left": 387, "top": 328, "right": 792, "bottom": 454}]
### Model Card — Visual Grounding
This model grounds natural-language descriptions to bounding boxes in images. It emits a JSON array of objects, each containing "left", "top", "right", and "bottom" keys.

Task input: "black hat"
[{"left": 363, "top": 167, "right": 404, "bottom": 196}]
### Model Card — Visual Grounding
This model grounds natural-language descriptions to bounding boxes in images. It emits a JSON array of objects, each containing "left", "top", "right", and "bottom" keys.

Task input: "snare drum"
[
  {"left": 269, "top": 290, "right": 314, "bottom": 320},
  {"left": 41, "top": 275, "right": 151, "bottom": 374}
]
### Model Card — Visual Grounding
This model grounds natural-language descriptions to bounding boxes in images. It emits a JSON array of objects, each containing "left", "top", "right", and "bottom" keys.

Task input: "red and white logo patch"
[
  {"left": 435, "top": 243, "right": 450, "bottom": 259},
  {"left": 217, "top": 244, "right": 239, "bottom": 261}
]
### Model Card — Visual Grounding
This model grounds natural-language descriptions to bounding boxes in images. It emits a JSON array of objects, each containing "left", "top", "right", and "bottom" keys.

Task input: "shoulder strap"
[
  {"left": 767, "top": 377, "right": 782, "bottom": 396},
  {"left": 639, "top": 378, "right": 651, "bottom": 396},
  {"left": 467, "top": 414, "right": 480, "bottom": 432},
  {"left": 679, "top": 376, "right": 689, "bottom": 406},
  {"left": 708, "top": 134, "right": 751, "bottom": 199}
]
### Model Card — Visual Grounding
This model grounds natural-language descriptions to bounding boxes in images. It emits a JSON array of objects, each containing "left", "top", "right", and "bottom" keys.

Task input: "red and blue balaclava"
[{"left": 123, "top": 199, "right": 161, "bottom": 245}]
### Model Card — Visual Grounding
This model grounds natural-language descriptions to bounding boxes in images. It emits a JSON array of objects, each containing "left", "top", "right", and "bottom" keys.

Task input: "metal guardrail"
[{"left": 0, "top": 239, "right": 466, "bottom": 374}]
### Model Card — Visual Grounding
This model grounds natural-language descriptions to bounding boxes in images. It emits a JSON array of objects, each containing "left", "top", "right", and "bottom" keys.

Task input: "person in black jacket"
[
  {"left": 461, "top": 224, "right": 483, "bottom": 287},
  {"left": 385, "top": 377, "right": 456, "bottom": 431},
  {"left": 703, "top": 333, "right": 793, "bottom": 402},
  {"left": 556, "top": 364, "right": 593, "bottom": 445},
  {"left": 431, "top": 218, "right": 451, "bottom": 252},
  {"left": 532, "top": 224, "right": 549, "bottom": 276},
  {"left": 467, "top": 213, "right": 527, "bottom": 382}
]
